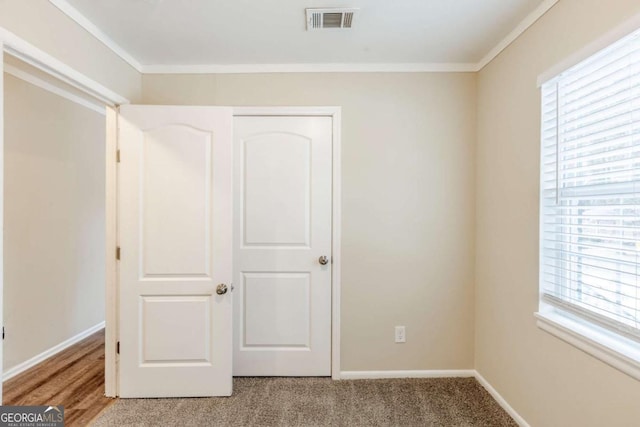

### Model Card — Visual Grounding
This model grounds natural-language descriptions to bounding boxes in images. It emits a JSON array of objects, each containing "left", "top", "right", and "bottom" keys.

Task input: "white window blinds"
[{"left": 540, "top": 29, "right": 640, "bottom": 341}]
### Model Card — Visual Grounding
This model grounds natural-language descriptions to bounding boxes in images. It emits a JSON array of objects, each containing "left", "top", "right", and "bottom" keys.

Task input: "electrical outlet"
[{"left": 395, "top": 326, "right": 406, "bottom": 343}]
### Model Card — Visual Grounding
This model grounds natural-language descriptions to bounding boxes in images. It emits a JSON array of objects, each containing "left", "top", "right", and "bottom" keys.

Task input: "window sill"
[{"left": 535, "top": 311, "right": 640, "bottom": 381}]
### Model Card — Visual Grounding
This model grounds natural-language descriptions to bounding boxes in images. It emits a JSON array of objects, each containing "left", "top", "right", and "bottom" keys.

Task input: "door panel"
[
  {"left": 242, "top": 133, "right": 311, "bottom": 247},
  {"left": 233, "top": 116, "right": 332, "bottom": 376},
  {"left": 141, "top": 296, "right": 212, "bottom": 363},
  {"left": 118, "top": 105, "right": 232, "bottom": 397},
  {"left": 242, "top": 272, "right": 311, "bottom": 347},
  {"left": 142, "top": 125, "right": 212, "bottom": 277}
]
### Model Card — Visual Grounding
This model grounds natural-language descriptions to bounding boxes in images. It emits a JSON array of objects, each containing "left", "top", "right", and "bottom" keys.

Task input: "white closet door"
[{"left": 233, "top": 116, "right": 332, "bottom": 376}]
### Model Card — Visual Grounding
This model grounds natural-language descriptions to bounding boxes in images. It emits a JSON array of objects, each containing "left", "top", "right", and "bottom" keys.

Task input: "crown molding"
[
  {"left": 141, "top": 62, "right": 478, "bottom": 74},
  {"left": 476, "top": 0, "right": 559, "bottom": 71},
  {"left": 49, "top": 0, "right": 559, "bottom": 75},
  {"left": 48, "top": 0, "right": 143, "bottom": 73}
]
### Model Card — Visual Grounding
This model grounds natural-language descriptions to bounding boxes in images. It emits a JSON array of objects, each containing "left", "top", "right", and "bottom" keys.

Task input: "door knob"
[
  {"left": 216, "top": 284, "right": 228, "bottom": 295},
  {"left": 318, "top": 256, "right": 329, "bottom": 265}
]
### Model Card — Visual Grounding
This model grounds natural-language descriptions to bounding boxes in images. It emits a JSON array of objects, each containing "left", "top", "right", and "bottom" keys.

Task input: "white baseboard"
[
  {"left": 474, "top": 371, "right": 530, "bottom": 427},
  {"left": 3, "top": 321, "right": 105, "bottom": 382},
  {"left": 339, "top": 370, "right": 476, "bottom": 380}
]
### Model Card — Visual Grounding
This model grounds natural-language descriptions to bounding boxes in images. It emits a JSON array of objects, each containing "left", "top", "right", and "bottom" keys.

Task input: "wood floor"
[{"left": 4, "top": 330, "right": 115, "bottom": 426}]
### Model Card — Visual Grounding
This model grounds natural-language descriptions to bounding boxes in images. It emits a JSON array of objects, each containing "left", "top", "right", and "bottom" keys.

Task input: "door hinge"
[
  {"left": 2, "top": 327, "right": 4, "bottom": 340},
  {"left": 116, "top": 149, "right": 121, "bottom": 163},
  {"left": 116, "top": 246, "right": 121, "bottom": 260},
  {"left": 116, "top": 341, "right": 120, "bottom": 354}
]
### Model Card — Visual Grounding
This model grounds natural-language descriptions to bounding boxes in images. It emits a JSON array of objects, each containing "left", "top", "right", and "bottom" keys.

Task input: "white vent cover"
[{"left": 306, "top": 8, "right": 358, "bottom": 30}]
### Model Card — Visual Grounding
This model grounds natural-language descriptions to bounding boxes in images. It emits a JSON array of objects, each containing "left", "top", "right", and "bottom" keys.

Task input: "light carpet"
[{"left": 93, "top": 377, "right": 517, "bottom": 426}]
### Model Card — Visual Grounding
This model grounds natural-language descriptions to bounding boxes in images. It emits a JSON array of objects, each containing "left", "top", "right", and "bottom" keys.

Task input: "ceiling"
[{"left": 60, "top": 0, "right": 550, "bottom": 70}]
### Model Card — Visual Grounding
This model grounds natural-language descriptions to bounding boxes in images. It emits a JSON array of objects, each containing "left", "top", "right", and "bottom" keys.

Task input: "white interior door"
[
  {"left": 118, "top": 105, "right": 233, "bottom": 397},
  {"left": 233, "top": 116, "right": 332, "bottom": 376}
]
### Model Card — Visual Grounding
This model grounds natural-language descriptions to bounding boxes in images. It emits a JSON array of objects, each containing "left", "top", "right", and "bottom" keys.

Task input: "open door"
[{"left": 117, "top": 105, "right": 233, "bottom": 397}]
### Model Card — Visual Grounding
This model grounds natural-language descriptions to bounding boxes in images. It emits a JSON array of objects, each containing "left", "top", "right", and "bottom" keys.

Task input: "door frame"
[{"left": 232, "top": 107, "right": 342, "bottom": 379}]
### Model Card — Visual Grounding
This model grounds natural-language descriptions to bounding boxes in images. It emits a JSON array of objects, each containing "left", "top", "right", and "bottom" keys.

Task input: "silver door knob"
[
  {"left": 318, "top": 256, "right": 329, "bottom": 265},
  {"left": 216, "top": 284, "right": 228, "bottom": 295}
]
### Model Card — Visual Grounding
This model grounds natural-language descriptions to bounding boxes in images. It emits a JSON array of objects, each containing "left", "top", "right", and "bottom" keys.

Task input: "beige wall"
[
  {"left": 8, "top": 1, "right": 640, "bottom": 422},
  {"left": 3, "top": 73, "right": 105, "bottom": 372},
  {"left": 0, "top": 0, "right": 141, "bottom": 101},
  {"left": 143, "top": 73, "right": 477, "bottom": 371},
  {"left": 476, "top": 0, "right": 640, "bottom": 426}
]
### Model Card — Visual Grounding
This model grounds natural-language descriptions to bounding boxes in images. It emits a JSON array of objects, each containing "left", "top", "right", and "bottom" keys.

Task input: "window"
[{"left": 538, "top": 28, "right": 640, "bottom": 378}]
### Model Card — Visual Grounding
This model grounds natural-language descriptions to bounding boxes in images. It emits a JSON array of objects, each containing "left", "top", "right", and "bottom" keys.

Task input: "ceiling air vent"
[{"left": 306, "top": 8, "right": 358, "bottom": 30}]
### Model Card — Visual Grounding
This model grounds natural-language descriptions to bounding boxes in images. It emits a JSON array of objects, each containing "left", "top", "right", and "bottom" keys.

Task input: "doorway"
[
  {"left": 2, "top": 54, "right": 112, "bottom": 421},
  {"left": 0, "top": 33, "right": 129, "bottom": 403}
]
